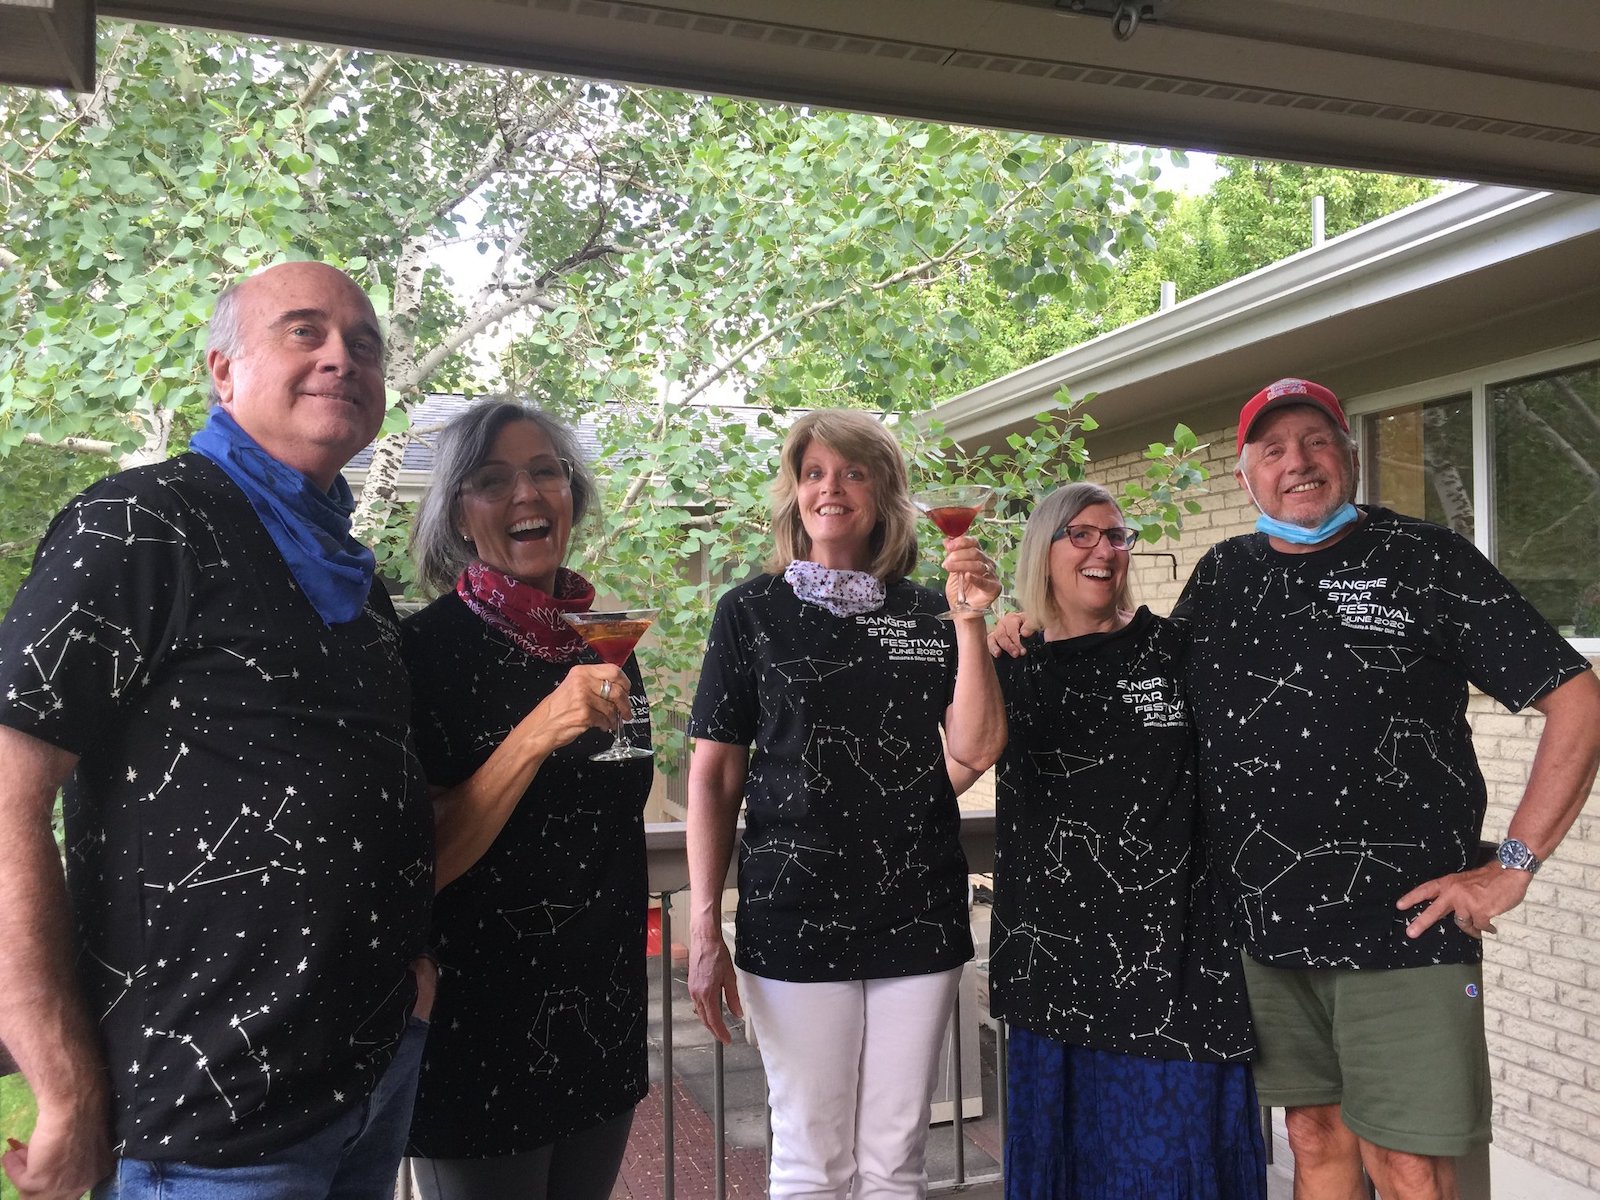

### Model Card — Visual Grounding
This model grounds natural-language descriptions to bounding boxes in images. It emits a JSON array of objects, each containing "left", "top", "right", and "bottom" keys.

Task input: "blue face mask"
[{"left": 1255, "top": 503, "right": 1361, "bottom": 545}]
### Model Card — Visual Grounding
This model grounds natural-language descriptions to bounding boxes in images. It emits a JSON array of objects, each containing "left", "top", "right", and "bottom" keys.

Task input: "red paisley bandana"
[{"left": 456, "top": 561, "right": 595, "bottom": 661}]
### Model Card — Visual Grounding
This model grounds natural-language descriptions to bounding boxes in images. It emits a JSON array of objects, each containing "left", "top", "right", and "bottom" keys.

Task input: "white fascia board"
[
  {"left": 926, "top": 185, "right": 1600, "bottom": 439},
  {"left": 345, "top": 468, "right": 435, "bottom": 505}
]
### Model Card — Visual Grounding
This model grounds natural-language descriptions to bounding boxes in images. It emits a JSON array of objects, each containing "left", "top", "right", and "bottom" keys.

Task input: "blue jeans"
[{"left": 95, "top": 1015, "right": 429, "bottom": 1200}]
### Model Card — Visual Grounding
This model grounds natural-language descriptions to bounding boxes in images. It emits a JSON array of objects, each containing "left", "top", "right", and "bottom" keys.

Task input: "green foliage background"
[{"left": 0, "top": 25, "right": 1441, "bottom": 753}]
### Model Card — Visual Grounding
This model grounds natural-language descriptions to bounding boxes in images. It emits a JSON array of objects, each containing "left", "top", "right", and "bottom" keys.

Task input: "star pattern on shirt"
[
  {"left": 1174, "top": 508, "right": 1589, "bottom": 970},
  {"left": 0, "top": 456, "right": 432, "bottom": 1161},
  {"left": 687, "top": 574, "right": 973, "bottom": 982},
  {"left": 401, "top": 594, "right": 650, "bottom": 1156},
  {"left": 988, "top": 612, "right": 1253, "bottom": 1063}
]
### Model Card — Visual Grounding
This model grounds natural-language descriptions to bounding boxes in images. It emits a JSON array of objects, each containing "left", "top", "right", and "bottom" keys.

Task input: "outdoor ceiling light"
[{"left": 1055, "top": 0, "right": 1176, "bottom": 41}]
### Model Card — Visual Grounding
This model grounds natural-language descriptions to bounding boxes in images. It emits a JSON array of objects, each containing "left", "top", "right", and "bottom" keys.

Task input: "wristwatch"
[{"left": 1496, "top": 837, "right": 1541, "bottom": 874}]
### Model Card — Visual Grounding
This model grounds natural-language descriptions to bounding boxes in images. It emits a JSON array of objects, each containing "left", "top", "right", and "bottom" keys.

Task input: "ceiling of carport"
[{"left": 15, "top": 0, "right": 1589, "bottom": 193}]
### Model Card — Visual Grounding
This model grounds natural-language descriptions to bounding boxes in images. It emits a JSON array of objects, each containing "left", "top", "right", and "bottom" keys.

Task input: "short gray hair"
[
  {"left": 410, "top": 399, "right": 595, "bottom": 596},
  {"left": 1015, "top": 482, "right": 1135, "bottom": 630},
  {"left": 205, "top": 280, "right": 247, "bottom": 406}
]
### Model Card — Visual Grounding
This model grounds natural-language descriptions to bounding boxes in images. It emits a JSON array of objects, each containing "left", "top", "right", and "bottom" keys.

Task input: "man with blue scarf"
[
  {"left": 1174, "top": 378, "right": 1600, "bottom": 1200},
  {"left": 0, "top": 262, "right": 435, "bottom": 1200}
]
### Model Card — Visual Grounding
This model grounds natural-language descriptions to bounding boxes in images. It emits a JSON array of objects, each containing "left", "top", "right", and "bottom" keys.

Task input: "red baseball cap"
[{"left": 1236, "top": 378, "right": 1349, "bottom": 456}]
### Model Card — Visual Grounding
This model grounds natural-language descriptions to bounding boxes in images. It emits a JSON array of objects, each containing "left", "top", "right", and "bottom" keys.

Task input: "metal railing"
[
  {"left": 641, "top": 810, "right": 1005, "bottom": 1199},
  {"left": 400, "top": 812, "right": 1006, "bottom": 1199}
]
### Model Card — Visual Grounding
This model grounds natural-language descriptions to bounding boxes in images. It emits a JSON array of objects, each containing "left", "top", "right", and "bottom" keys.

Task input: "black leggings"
[{"left": 409, "top": 1106, "right": 635, "bottom": 1200}]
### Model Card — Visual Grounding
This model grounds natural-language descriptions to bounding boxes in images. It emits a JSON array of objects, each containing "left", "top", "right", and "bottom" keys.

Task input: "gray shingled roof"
[{"left": 350, "top": 394, "right": 800, "bottom": 476}]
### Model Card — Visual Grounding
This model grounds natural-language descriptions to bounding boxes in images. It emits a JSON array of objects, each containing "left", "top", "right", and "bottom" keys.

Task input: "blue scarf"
[{"left": 190, "top": 406, "right": 376, "bottom": 626}]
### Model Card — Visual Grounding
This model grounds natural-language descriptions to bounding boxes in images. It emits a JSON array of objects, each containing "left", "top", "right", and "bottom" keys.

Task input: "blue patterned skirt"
[{"left": 1004, "top": 1025, "right": 1266, "bottom": 1200}]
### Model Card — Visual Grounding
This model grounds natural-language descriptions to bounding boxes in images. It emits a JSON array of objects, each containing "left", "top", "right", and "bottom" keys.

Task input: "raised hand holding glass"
[
  {"left": 561, "top": 608, "right": 657, "bottom": 761},
  {"left": 912, "top": 484, "right": 995, "bottom": 619}
]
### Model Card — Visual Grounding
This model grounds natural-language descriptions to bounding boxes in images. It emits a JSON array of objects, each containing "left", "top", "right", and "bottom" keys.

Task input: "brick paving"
[
  {"left": 612, "top": 1077, "right": 768, "bottom": 1199},
  {"left": 613, "top": 946, "right": 1003, "bottom": 1198}
]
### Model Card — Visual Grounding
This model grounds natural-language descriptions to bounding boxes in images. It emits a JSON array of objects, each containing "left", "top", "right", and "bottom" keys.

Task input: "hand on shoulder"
[{"left": 988, "top": 611, "right": 1036, "bottom": 658}]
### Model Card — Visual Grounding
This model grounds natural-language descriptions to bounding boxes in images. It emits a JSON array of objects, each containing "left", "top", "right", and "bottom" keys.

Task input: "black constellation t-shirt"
[
  {"left": 688, "top": 574, "right": 973, "bottom": 983},
  {"left": 401, "top": 593, "right": 650, "bottom": 1156},
  {"left": 1174, "top": 507, "right": 1590, "bottom": 970},
  {"left": 0, "top": 455, "right": 433, "bottom": 1163},
  {"left": 990, "top": 609, "right": 1253, "bottom": 1063}
]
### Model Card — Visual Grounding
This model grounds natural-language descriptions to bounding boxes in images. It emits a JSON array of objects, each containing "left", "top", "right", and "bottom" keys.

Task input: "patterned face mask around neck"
[{"left": 783, "top": 560, "right": 886, "bottom": 617}]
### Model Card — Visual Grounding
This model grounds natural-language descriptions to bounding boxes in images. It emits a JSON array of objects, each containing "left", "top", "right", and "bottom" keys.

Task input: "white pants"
[{"left": 739, "top": 966, "right": 963, "bottom": 1200}]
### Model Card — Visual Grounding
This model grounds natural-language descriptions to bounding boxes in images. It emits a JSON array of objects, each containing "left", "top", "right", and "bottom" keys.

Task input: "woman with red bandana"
[{"left": 401, "top": 400, "right": 646, "bottom": 1200}]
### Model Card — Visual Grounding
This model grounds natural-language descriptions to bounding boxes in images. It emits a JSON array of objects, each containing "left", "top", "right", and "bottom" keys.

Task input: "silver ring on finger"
[{"left": 600, "top": 679, "right": 612, "bottom": 700}]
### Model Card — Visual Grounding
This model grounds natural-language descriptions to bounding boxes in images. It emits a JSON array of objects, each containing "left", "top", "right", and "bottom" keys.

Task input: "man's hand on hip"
[{"left": 1398, "top": 860, "right": 1533, "bottom": 940}]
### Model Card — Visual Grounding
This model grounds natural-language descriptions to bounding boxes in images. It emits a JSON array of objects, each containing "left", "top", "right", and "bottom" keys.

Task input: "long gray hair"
[
  {"left": 1015, "top": 482, "right": 1136, "bottom": 630},
  {"left": 410, "top": 399, "right": 594, "bottom": 596}
]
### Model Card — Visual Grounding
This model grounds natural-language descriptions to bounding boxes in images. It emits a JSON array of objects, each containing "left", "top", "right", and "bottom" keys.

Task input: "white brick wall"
[{"left": 1090, "top": 421, "right": 1600, "bottom": 1190}]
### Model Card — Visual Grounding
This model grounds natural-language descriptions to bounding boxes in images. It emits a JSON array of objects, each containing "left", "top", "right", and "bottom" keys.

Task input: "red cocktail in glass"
[
  {"left": 923, "top": 505, "right": 981, "bottom": 539},
  {"left": 912, "top": 485, "right": 995, "bottom": 619},
  {"left": 562, "top": 608, "right": 658, "bottom": 760}
]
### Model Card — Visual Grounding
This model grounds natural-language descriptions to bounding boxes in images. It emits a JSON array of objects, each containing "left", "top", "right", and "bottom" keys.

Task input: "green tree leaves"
[{"left": 1, "top": 25, "right": 1212, "bottom": 746}]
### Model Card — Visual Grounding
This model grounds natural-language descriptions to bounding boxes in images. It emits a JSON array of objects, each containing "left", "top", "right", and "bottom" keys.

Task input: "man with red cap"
[
  {"left": 991, "top": 375, "right": 1600, "bottom": 1196},
  {"left": 1173, "top": 377, "right": 1600, "bottom": 1199}
]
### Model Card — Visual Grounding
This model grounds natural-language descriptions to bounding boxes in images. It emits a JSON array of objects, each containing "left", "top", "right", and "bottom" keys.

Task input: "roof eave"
[{"left": 925, "top": 184, "right": 1598, "bottom": 442}]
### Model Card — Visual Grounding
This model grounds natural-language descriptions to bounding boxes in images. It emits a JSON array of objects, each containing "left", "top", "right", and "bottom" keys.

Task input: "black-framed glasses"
[
  {"left": 1051, "top": 523, "right": 1138, "bottom": 551},
  {"left": 460, "top": 457, "right": 573, "bottom": 502}
]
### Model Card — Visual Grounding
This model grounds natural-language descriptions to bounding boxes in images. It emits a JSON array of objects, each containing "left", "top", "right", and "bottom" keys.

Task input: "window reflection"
[
  {"left": 1364, "top": 394, "right": 1474, "bottom": 538},
  {"left": 1364, "top": 365, "right": 1600, "bottom": 639},
  {"left": 1491, "top": 363, "right": 1600, "bottom": 639}
]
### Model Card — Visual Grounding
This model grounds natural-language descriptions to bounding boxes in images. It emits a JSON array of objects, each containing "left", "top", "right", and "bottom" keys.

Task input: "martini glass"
[
  {"left": 912, "top": 484, "right": 995, "bottom": 619},
  {"left": 561, "top": 608, "right": 658, "bottom": 761}
]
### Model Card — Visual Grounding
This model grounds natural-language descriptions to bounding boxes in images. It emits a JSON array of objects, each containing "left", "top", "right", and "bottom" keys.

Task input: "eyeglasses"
[
  {"left": 460, "top": 457, "right": 573, "bottom": 502},
  {"left": 1051, "top": 523, "right": 1138, "bottom": 551}
]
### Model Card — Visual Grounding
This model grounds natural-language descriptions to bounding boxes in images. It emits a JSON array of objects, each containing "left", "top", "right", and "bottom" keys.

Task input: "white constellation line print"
[{"left": 1239, "top": 664, "right": 1312, "bottom": 724}]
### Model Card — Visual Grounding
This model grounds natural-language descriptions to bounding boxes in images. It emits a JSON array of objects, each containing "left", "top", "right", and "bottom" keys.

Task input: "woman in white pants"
[{"left": 685, "top": 410, "right": 1006, "bottom": 1198}]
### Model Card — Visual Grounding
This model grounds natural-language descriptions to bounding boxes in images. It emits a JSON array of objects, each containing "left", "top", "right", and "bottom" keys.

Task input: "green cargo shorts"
[{"left": 1241, "top": 954, "right": 1491, "bottom": 1157}]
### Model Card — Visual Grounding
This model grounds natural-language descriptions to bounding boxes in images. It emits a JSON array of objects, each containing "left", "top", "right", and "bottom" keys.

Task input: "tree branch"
[
  {"left": 0, "top": 536, "right": 44, "bottom": 559},
  {"left": 416, "top": 87, "right": 578, "bottom": 232},
  {"left": 0, "top": 247, "right": 64, "bottom": 294},
  {"left": 296, "top": 49, "right": 346, "bottom": 109},
  {"left": 21, "top": 433, "right": 118, "bottom": 457},
  {"left": 398, "top": 280, "right": 560, "bottom": 391},
  {"left": 677, "top": 234, "right": 980, "bottom": 410},
  {"left": 1550, "top": 377, "right": 1600, "bottom": 445},
  {"left": 401, "top": 225, "right": 623, "bottom": 391},
  {"left": 1512, "top": 393, "right": 1600, "bottom": 489}
]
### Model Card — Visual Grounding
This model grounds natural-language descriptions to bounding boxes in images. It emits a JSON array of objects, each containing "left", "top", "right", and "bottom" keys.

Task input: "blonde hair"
[
  {"left": 1016, "top": 483, "right": 1136, "bottom": 629},
  {"left": 768, "top": 410, "right": 919, "bottom": 583}
]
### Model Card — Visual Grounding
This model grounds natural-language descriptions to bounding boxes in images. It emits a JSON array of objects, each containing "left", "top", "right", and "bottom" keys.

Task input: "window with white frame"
[{"left": 1361, "top": 356, "right": 1600, "bottom": 644}]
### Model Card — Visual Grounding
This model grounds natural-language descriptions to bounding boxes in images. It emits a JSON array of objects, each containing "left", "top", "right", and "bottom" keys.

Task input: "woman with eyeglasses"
[
  {"left": 956, "top": 483, "right": 1265, "bottom": 1200},
  {"left": 400, "top": 400, "right": 646, "bottom": 1200}
]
